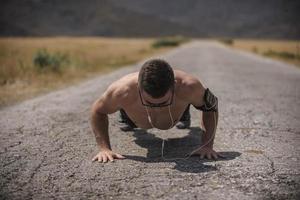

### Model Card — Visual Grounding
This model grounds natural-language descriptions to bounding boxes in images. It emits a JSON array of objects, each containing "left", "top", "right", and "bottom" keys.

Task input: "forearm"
[
  {"left": 90, "top": 111, "right": 111, "bottom": 150},
  {"left": 202, "top": 111, "right": 218, "bottom": 148}
]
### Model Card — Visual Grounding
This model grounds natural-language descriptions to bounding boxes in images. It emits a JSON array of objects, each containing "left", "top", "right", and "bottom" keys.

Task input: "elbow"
[
  {"left": 90, "top": 102, "right": 106, "bottom": 118},
  {"left": 90, "top": 108, "right": 108, "bottom": 125},
  {"left": 90, "top": 102, "right": 98, "bottom": 116}
]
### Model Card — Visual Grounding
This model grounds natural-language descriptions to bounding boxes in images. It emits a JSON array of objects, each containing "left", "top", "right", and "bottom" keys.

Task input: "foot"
[{"left": 176, "top": 120, "right": 191, "bottom": 129}]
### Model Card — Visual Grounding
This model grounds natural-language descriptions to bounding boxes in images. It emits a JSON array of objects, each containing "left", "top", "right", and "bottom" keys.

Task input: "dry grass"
[
  {"left": 229, "top": 39, "right": 300, "bottom": 67},
  {"left": 0, "top": 37, "right": 179, "bottom": 108}
]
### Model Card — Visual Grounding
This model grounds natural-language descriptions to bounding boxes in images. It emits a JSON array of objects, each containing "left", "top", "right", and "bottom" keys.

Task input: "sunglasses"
[{"left": 138, "top": 87, "right": 174, "bottom": 108}]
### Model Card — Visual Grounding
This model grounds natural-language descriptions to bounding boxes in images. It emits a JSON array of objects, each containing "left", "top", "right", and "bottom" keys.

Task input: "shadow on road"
[{"left": 123, "top": 127, "right": 241, "bottom": 173}]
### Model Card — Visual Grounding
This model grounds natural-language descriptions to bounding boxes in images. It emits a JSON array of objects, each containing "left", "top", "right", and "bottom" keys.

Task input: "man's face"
[{"left": 139, "top": 87, "right": 174, "bottom": 108}]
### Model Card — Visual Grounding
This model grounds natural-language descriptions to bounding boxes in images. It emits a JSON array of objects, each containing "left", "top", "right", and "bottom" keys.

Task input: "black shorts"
[{"left": 119, "top": 109, "right": 137, "bottom": 128}]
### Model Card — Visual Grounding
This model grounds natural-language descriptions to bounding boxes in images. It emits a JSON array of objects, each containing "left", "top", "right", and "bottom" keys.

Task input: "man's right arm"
[
  {"left": 90, "top": 107, "right": 111, "bottom": 150},
  {"left": 90, "top": 85, "right": 125, "bottom": 163}
]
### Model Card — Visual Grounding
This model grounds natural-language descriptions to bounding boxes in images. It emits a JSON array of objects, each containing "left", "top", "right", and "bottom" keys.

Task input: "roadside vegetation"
[
  {"left": 152, "top": 36, "right": 190, "bottom": 48},
  {"left": 219, "top": 38, "right": 234, "bottom": 46},
  {"left": 0, "top": 37, "right": 189, "bottom": 107},
  {"left": 219, "top": 39, "right": 300, "bottom": 67}
]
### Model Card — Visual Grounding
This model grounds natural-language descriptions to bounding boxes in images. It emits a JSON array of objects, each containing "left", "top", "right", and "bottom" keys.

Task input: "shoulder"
[
  {"left": 92, "top": 72, "right": 138, "bottom": 114},
  {"left": 174, "top": 70, "right": 200, "bottom": 85},
  {"left": 175, "top": 70, "right": 205, "bottom": 103},
  {"left": 104, "top": 72, "right": 138, "bottom": 105}
]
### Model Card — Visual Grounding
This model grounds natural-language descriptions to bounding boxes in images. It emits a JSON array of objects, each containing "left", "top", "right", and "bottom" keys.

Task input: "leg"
[
  {"left": 118, "top": 109, "right": 127, "bottom": 123},
  {"left": 176, "top": 104, "right": 191, "bottom": 129}
]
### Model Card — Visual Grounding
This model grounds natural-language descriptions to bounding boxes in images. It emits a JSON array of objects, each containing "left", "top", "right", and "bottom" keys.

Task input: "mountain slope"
[{"left": 1, "top": 0, "right": 299, "bottom": 38}]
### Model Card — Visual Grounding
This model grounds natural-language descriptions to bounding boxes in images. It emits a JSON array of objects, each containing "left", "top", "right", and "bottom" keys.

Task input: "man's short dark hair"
[{"left": 138, "top": 59, "right": 175, "bottom": 98}]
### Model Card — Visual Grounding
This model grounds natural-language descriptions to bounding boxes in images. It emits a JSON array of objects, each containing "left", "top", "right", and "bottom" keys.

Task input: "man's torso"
[{"left": 112, "top": 70, "right": 201, "bottom": 130}]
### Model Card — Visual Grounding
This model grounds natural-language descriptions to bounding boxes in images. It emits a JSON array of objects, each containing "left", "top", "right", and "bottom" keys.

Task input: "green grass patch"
[
  {"left": 33, "top": 49, "right": 70, "bottom": 73},
  {"left": 219, "top": 38, "right": 234, "bottom": 45},
  {"left": 263, "top": 50, "right": 300, "bottom": 60},
  {"left": 152, "top": 36, "right": 189, "bottom": 48}
]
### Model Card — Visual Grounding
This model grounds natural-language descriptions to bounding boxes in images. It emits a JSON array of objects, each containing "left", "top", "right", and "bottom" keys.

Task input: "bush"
[
  {"left": 278, "top": 51, "right": 296, "bottom": 59},
  {"left": 152, "top": 36, "right": 189, "bottom": 48},
  {"left": 263, "top": 50, "right": 298, "bottom": 60},
  {"left": 219, "top": 38, "right": 234, "bottom": 45},
  {"left": 252, "top": 46, "right": 258, "bottom": 53},
  {"left": 33, "top": 49, "right": 69, "bottom": 72}
]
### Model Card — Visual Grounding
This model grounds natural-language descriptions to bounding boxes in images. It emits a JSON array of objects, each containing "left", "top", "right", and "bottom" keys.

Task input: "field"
[
  {"left": 222, "top": 39, "right": 300, "bottom": 67},
  {"left": 1, "top": 38, "right": 298, "bottom": 108},
  {"left": 0, "top": 37, "right": 184, "bottom": 107}
]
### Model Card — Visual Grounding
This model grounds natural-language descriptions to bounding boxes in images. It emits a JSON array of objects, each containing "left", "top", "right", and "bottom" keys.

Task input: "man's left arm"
[
  {"left": 200, "top": 110, "right": 220, "bottom": 159},
  {"left": 189, "top": 79, "right": 223, "bottom": 160}
]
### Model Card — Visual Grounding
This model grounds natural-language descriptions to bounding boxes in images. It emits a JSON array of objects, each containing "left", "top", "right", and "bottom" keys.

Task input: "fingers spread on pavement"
[{"left": 108, "top": 154, "right": 114, "bottom": 162}]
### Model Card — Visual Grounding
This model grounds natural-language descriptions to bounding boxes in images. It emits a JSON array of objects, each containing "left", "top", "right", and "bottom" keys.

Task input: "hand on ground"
[
  {"left": 92, "top": 149, "right": 125, "bottom": 163},
  {"left": 191, "top": 146, "right": 224, "bottom": 160}
]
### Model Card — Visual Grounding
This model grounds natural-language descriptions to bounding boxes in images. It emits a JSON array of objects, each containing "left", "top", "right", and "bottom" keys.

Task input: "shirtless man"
[{"left": 90, "top": 59, "right": 221, "bottom": 163}]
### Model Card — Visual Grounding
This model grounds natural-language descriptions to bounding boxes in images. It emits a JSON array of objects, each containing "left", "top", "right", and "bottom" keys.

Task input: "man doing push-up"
[{"left": 90, "top": 59, "right": 221, "bottom": 163}]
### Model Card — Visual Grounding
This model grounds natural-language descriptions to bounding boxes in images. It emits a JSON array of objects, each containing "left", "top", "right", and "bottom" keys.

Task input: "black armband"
[{"left": 193, "top": 88, "right": 218, "bottom": 112}]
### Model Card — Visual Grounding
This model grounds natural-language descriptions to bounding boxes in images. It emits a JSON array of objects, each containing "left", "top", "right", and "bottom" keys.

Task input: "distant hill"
[{"left": 1, "top": 0, "right": 299, "bottom": 39}]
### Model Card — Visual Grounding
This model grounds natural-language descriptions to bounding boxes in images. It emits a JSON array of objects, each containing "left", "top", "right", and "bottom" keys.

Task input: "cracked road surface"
[{"left": 0, "top": 41, "right": 299, "bottom": 200}]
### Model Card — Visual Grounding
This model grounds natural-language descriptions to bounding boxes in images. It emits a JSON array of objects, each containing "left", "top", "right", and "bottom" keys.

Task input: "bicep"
[
  {"left": 190, "top": 79, "right": 219, "bottom": 112},
  {"left": 189, "top": 79, "right": 206, "bottom": 108}
]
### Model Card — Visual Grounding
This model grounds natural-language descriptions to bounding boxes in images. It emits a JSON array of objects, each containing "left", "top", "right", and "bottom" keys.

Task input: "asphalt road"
[{"left": 0, "top": 41, "right": 299, "bottom": 200}]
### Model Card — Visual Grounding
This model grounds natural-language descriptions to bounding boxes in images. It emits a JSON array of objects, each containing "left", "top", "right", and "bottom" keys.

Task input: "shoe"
[
  {"left": 119, "top": 124, "right": 135, "bottom": 132},
  {"left": 118, "top": 118, "right": 125, "bottom": 123},
  {"left": 176, "top": 120, "right": 191, "bottom": 129},
  {"left": 176, "top": 104, "right": 191, "bottom": 129}
]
